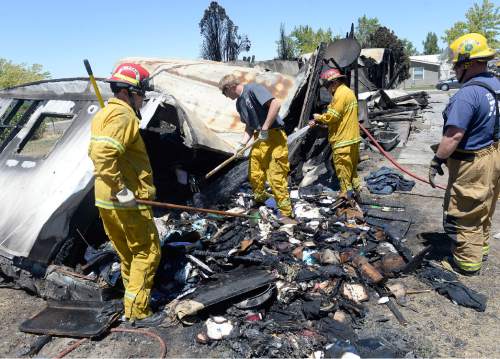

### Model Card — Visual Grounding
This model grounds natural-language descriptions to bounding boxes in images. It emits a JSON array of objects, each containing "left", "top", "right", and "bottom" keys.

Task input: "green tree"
[
  {"left": 199, "top": 1, "right": 250, "bottom": 62},
  {"left": 355, "top": 15, "right": 381, "bottom": 47},
  {"left": 276, "top": 23, "right": 297, "bottom": 60},
  {"left": 401, "top": 38, "right": 419, "bottom": 56},
  {"left": 442, "top": 0, "right": 499, "bottom": 48},
  {"left": 289, "top": 25, "right": 338, "bottom": 54},
  {"left": 367, "top": 26, "right": 411, "bottom": 85},
  {"left": 0, "top": 59, "right": 50, "bottom": 89},
  {"left": 422, "top": 32, "right": 440, "bottom": 54}
]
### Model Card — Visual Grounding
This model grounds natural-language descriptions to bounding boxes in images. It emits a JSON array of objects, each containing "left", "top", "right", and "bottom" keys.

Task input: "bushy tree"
[
  {"left": 367, "top": 26, "right": 411, "bottom": 85},
  {"left": 442, "top": 0, "right": 499, "bottom": 48},
  {"left": 401, "top": 39, "right": 418, "bottom": 56},
  {"left": 423, "top": 32, "right": 440, "bottom": 54},
  {"left": 0, "top": 59, "right": 50, "bottom": 89},
  {"left": 290, "top": 25, "right": 339, "bottom": 54},
  {"left": 276, "top": 23, "right": 297, "bottom": 60},
  {"left": 355, "top": 15, "right": 381, "bottom": 47},
  {"left": 199, "top": 1, "right": 250, "bottom": 62}
]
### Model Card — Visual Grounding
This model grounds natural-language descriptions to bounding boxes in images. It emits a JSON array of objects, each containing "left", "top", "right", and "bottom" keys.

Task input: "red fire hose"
[
  {"left": 359, "top": 123, "right": 446, "bottom": 190},
  {"left": 52, "top": 328, "right": 167, "bottom": 359}
]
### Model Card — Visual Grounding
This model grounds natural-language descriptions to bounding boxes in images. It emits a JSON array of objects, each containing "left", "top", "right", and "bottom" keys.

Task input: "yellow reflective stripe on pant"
[
  {"left": 453, "top": 255, "right": 482, "bottom": 272},
  {"left": 332, "top": 142, "right": 362, "bottom": 193},
  {"left": 333, "top": 137, "right": 361, "bottom": 149},
  {"left": 443, "top": 143, "right": 500, "bottom": 271},
  {"left": 249, "top": 129, "right": 293, "bottom": 217},
  {"left": 98, "top": 207, "right": 161, "bottom": 320},
  {"left": 125, "top": 290, "right": 137, "bottom": 301}
]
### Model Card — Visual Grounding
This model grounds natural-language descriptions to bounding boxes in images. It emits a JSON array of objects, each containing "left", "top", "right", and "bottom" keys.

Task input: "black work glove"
[{"left": 428, "top": 155, "right": 446, "bottom": 188}]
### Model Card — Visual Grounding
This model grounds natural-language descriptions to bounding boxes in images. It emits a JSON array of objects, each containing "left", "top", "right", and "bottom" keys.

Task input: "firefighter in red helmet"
[
  {"left": 88, "top": 63, "right": 163, "bottom": 327},
  {"left": 309, "top": 68, "right": 362, "bottom": 201}
]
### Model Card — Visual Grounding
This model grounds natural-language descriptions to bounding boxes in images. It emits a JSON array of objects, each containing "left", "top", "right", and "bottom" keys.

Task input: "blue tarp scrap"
[{"left": 364, "top": 166, "right": 415, "bottom": 195}]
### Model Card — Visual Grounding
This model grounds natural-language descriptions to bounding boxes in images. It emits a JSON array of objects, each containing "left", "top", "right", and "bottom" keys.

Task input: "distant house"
[{"left": 401, "top": 54, "right": 453, "bottom": 89}]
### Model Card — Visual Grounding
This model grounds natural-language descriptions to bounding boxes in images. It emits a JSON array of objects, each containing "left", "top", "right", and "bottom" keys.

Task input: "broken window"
[
  {"left": 413, "top": 67, "right": 424, "bottom": 80},
  {"left": 17, "top": 113, "right": 74, "bottom": 158},
  {"left": 0, "top": 100, "right": 39, "bottom": 151}
]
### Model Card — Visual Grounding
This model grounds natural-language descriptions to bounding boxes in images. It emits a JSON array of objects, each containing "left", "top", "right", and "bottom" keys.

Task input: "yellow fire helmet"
[{"left": 448, "top": 33, "right": 496, "bottom": 64}]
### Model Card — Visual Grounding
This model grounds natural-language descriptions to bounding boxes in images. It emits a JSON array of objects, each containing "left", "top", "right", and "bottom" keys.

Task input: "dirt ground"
[{"left": 0, "top": 91, "right": 499, "bottom": 358}]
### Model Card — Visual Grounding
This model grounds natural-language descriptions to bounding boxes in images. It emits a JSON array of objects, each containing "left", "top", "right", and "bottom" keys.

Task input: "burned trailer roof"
[
  {"left": 117, "top": 57, "right": 307, "bottom": 148},
  {"left": 0, "top": 77, "right": 234, "bottom": 262}
]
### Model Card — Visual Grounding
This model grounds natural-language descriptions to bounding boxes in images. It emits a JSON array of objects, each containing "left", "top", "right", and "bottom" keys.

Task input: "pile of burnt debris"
[
  {"left": 9, "top": 118, "right": 488, "bottom": 358},
  {"left": 40, "top": 181, "right": 480, "bottom": 358},
  {"left": 153, "top": 188, "right": 413, "bottom": 358},
  {"left": 359, "top": 89, "right": 430, "bottom": 152}
]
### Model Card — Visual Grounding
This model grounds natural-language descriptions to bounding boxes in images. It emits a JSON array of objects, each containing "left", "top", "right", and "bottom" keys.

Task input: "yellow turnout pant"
[
  {"left": 444, "top": 143, "right": 500, "bottom": 273},
  {"left": 249, "top": 128, "right": 293, "bottom": 217},
  {"left": 98, "top": 207, "right": 161, "bottom": 319},
  {"left": 332, "top": 142, "right": 362, "bottom": 194}
]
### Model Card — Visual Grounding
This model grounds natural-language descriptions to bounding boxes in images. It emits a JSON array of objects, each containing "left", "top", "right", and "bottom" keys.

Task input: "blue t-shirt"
[
  {"left": 442, "top": 72, "right": 500, "bottom": 150},
  {"left": 236, "top": 83, "right": 283, "bottom": 130}
]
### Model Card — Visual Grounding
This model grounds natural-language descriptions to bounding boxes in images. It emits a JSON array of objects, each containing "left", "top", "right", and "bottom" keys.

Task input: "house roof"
[{"left": 409, "top": 54, "right": 442, "bottom": 66}]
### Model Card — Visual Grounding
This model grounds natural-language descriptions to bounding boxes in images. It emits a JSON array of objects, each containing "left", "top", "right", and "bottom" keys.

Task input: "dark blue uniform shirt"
[
  {"left": 443, "top": 72, "right": 500, "bottom": 150},
  {"left": 236, "top": 83, "right": 283, "bottom": 130}
]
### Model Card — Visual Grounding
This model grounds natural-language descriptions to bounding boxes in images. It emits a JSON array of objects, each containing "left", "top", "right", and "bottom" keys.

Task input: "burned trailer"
[{"left": 0, "top": 59, "right": 309, "bottom": 296}]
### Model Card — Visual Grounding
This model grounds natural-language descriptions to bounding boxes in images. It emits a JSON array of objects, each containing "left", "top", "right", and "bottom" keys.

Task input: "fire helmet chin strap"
[
  {"left": 456, "top": 61, "right": 472, "bottom": 83},
  {"left": 125, "top": 88, "right": 142, "bottom": 119}
]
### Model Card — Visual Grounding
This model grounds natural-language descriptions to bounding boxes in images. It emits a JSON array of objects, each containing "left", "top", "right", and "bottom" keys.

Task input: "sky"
[{"left": 0, "top": 0, "right": 482, "bottom": 78}]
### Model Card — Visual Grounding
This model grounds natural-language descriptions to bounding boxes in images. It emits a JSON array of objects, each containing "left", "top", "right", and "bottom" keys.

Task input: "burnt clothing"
[
  {"left": 365, "top": 166, "right": 416, "bottom": 195},
  {"left": 419, "top": 267, "right": 487, "bottom": 312},
  {"left": 236, "top": 83, "right": 284, "bottom": 130}
]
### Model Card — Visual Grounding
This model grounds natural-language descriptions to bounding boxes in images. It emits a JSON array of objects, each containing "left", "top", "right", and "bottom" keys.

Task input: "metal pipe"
[
  {"left": 136, "top": 199, "right": 252, "bottom": 219},
  {"left": 205, "top": 140, "right": 254, "bottom": 179}
]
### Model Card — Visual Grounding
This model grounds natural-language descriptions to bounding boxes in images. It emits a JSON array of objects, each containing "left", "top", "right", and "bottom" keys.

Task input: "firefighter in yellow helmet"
[
  {"left": 88, "top": 63, "right": 163, "bottom": 326},
  {"left": 218, "top": 74, "right": 296, "bottom": 225},
  {"left": 428, "top": 33, "right": 499, "bottom": 275},
  {"left": 309, "top": 68, "right": 362, "bottom": 200}
]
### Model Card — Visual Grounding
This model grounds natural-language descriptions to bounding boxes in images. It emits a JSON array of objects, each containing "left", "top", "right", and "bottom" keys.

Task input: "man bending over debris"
[
  {"left": 309, "top": 68, "right": 362, "bottom": 201},
  {"left": 88, "top": 63, "right": 163, "bottom": 326},
  {"left": 219, "top": 74, "right": 297, "bottom": 225},
  {"left": 429, "top": 33, "right": 499, "bottom": 276}
]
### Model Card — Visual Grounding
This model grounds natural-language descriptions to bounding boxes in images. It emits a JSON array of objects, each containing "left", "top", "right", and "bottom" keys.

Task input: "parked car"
[{"left": 436, "top": 77, "right": 461, "bottom": 91}]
